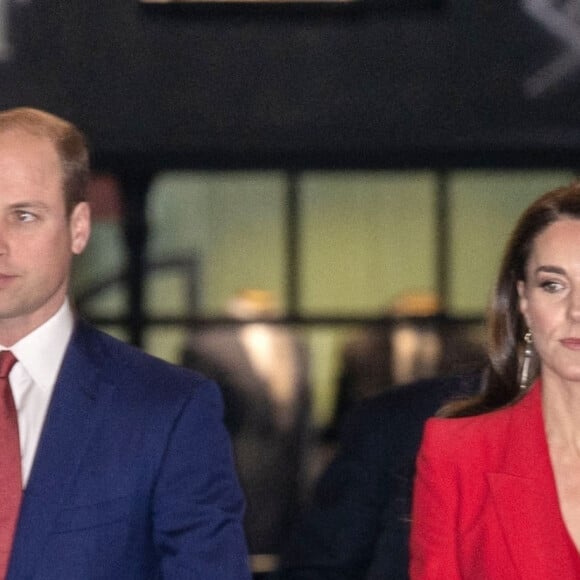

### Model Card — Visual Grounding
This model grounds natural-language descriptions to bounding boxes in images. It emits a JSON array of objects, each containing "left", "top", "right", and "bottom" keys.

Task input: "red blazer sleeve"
[{"left": 409, "top": 418, "right": 462, "bottom": 580}]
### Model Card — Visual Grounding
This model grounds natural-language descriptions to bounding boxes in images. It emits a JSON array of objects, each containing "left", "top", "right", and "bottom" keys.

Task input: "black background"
[{"left": 1, "top": 0, "right": 578, "bottom": 169}]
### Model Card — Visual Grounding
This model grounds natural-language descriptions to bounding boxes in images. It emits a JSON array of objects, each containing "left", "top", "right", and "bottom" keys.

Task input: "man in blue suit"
[{"left": 0, "top": 107, "right": 251, "bottom": 579}]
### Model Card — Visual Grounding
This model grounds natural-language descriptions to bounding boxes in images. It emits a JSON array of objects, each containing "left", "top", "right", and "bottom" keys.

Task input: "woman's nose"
[{"left": 569, "top": 287, "right": 580, "bottom": 321}]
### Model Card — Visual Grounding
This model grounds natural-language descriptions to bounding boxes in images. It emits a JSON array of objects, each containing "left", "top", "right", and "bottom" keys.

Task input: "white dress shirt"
[{"left": 1, "top": 300, "right": 74, "bottom": 486}]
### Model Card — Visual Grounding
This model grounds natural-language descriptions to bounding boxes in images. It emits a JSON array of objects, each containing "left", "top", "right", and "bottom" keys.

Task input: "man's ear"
[{"left": 70, "top": 202, "right": 91, "bottom": 255}]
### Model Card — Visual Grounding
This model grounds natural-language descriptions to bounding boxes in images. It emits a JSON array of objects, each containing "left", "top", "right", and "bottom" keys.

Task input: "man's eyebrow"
[{"left": 7, "top": 201, "right": 50, "bottom": 211}]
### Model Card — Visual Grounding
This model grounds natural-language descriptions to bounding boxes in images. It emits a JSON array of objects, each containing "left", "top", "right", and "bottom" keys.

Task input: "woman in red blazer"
[{"left": 410, "top": 183, "right": 580, "bottom": 579}]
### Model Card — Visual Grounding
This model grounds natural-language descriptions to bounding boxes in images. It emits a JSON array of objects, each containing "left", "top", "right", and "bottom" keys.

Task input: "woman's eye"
[{"left": 540, "top": 280, "right": 563, "bottom": 293}]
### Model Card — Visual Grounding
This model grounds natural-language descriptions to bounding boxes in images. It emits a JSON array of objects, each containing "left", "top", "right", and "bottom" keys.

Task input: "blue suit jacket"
[{"left": 7, "top": 321, "right": 251, "bottom": 579}]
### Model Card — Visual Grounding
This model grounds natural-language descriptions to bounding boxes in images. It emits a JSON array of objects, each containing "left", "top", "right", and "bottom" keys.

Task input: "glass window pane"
[
  {"left": 300, "top": 171, "right": 437, "bottom": 314},
  {"left": 146, "top": 171, "right": 288, "bottom": 318},
  {"left": 449, "top": 170, "right": 575, "bottom": 315},
  {"left": 72, "top": 174, "right": 128, "bottom": 319}
]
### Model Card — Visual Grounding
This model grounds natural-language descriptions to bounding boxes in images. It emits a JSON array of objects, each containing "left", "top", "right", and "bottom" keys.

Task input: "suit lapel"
[
  {"left": 8, "top": 324, "right": 109, "bottom": 579},
  {"left": 487, "top": 383, "right": 578, "bottom": 577}
]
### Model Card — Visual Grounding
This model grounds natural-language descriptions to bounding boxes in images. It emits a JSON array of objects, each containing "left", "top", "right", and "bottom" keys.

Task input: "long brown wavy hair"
[{"left": 440, "top": 182, "right": 580, "bottom": 418}]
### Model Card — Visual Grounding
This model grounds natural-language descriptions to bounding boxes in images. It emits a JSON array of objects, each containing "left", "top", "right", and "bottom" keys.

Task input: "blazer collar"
[
  {"left": 8, "top": 323, "right": 112, "bottom": 579},
  {"left": 487, "top": 381, "right": 580, "bottom": 577}
]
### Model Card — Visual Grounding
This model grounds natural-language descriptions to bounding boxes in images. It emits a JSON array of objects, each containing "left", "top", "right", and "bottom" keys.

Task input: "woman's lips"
[{"left": 561, "top": 338, "right": 580, "bottom": 350}]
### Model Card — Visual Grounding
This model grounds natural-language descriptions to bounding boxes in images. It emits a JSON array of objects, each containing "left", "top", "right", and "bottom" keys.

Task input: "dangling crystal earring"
[{"left": 519, "top": 329, "right": 534, "bottom": 390}]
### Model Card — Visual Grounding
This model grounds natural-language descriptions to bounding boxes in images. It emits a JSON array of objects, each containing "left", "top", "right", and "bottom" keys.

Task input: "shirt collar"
[{"left": 4, "top": 300, "right": 75, "bottom": 391}]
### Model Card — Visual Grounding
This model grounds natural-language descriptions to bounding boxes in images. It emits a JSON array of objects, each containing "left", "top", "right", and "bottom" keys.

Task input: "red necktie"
[{"left": 0, "top": 351, "right": 20, "bottom": 579}]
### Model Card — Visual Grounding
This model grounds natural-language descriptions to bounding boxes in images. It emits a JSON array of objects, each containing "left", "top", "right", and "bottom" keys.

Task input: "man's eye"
[{"left": 16, "top": 211, "right": 36, "bottom": 222}]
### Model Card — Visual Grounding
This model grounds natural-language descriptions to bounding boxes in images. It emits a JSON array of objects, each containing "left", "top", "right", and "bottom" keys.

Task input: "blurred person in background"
[
  {"left": 183, "top": 289, "right": 311, "bottom": 573},
  {"left": 278, "top": 373, "right": 481, "bottom": 579}
]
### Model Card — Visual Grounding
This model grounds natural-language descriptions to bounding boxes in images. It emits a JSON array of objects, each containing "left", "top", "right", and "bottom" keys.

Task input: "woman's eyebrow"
[{"left": 534, "top": 265, "right": 566, "bottom": 275}]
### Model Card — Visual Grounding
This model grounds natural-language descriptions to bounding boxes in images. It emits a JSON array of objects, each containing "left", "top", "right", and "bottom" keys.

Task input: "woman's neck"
[{"left": 542, "top": 374, "right": 580, "bottom": 455}]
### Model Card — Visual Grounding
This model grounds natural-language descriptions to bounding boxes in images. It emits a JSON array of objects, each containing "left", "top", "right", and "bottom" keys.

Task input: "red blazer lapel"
[{"left": 487, "top": 383, "right": 578, "bottom": 577}]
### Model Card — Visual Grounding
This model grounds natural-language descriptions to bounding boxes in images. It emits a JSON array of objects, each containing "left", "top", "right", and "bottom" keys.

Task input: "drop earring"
[{"left": 519, "top": 329, "right": 534, "bottom": 390}]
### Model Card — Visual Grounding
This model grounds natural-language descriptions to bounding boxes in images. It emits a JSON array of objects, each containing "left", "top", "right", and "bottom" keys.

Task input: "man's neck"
[{"left": 0, "top": 298, "right": 69, "bottom": 347}]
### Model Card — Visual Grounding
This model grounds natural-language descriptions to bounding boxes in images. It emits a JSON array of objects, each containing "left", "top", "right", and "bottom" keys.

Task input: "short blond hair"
[{"left": 0, "top": 107, "right": 89, "bottom": 215}]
